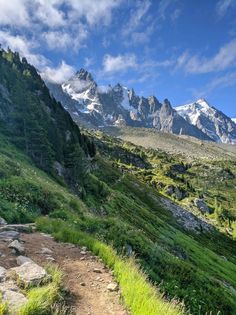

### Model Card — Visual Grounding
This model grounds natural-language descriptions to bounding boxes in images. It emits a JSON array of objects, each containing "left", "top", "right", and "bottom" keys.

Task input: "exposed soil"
[{"left": 0, "top": 231, "right": 129, "bottom": 315}]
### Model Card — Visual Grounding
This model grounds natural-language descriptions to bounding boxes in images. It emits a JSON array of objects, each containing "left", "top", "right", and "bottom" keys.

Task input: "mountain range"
[{"left": 46, "top": 68, "right": 236, "bottom": 144}]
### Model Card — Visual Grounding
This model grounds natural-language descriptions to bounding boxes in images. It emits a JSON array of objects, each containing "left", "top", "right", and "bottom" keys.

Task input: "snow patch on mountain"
[
  {"left": 46, "top": 69, "right": 219, "bottom": 142},
  {"left": 176, "top": 99, "right": 236, "bottom": 144}
]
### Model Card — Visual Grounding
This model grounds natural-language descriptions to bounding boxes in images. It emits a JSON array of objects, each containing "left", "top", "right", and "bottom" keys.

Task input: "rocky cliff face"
[
  {"left": 176, "top": 99, "right": 236, "bottom": 144},
  {"left": 47, "top": 69, "right": 210, "bottom": 141}
]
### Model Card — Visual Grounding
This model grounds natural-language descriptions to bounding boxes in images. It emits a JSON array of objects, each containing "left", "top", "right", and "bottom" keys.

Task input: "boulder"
[
  {"left": 2, "top": 290, "right": 27, "bottom": 314},
  {"left": 107, "top": 282, "right": 119, "bottom": 292},
  {"left": 194, "top": 198, "right": 210, "bottom": 214},
  {"left": 16, "top": 256, "right": 33, "bottom": 266},
  {"left": 0, "top": 224, "right": 34, "bottom": 233},
  {"left": 8, "top": 240, "right": 24, "bottom": 254},
  {"left": 0, "top": 266, "right": 6, "bottom": 282},
  {"left": 9, "top": 262, "right": 49, "bottom": 286},
  {"left": 0, "top": 280, "right": 18, "bottom": 292},
  {"left": 0, "top": 231, "right": 19, "bottom": 241}
]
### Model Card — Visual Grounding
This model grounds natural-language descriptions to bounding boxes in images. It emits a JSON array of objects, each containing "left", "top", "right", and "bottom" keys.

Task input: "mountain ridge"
[
  {"left": 46, "top": 68, "right": 236, "bottom": 144},
  {"left": 176, "top": 99, "right": 236, "bottom": 144},
  {"left": 46, "top": 69, "right": 212, "bottom": 142}
]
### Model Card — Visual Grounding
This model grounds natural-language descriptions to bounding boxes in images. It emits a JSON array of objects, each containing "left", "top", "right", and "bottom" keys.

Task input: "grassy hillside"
[
  {"left": 96, "top": 128, "right": 236, "bottom": 236},
  {"left": 0, "top": 134, "right": 182, "bottom": 315},
  {"left": 1, "top": 132, "right": 235, "bottom": 314}
]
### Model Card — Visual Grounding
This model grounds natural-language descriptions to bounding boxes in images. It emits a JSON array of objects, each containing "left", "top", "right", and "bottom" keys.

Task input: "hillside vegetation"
[
  {"left": 0, "top": 49, "right": 236, "bottom": 314},
  {"left": 102, "top": 127, "right": 236, "bottom": 234}
]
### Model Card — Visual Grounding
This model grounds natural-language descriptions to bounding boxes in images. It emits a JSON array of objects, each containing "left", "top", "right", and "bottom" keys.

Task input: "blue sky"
[{"left": 0, "top": 0, "right": 236, "bottom": 116}]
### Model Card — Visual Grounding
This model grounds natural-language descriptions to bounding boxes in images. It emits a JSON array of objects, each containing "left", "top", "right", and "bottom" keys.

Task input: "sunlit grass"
[{"left": 36, "top": 217, "right": 183, "bottom": 315}]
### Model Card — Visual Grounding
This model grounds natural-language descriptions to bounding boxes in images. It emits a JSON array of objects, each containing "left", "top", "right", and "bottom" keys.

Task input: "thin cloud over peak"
[{"left": 41, "top": 61, "right": 75, "bottom": 84}]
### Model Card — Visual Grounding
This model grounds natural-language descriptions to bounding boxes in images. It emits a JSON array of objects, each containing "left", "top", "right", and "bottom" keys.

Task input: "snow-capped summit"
[
  {"left": 46, "top": 69, "right": 213, "bottom": 141},
  {"left": 232, "top": 118, "right": 236, "bottom": 124},
  {"left": 176, "top": 99, "right": 236, "bottom": 144}
]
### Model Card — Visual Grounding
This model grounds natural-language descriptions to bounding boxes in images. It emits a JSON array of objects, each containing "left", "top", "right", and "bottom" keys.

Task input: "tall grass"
[
  {"left": 36, "top": 217, "right": 183, "bottom": 315},
  {"left": 19, "top": 265, "right": 67, "bottom": 315}
]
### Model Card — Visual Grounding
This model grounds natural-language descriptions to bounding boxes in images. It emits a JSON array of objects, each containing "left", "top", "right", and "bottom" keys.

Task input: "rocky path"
[{"left": 0, "top": 224, "right": 129, "bottom": 315}]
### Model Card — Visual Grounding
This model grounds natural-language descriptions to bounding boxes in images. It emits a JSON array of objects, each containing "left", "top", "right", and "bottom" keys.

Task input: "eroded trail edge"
[{"left": 0, "top": 226, "right": 129, "bottom": 315}]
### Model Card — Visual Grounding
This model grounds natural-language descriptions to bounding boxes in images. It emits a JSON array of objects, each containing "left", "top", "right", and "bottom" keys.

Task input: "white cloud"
[
  {"left": 102, "top": 54, "right": 137, "bottom": 73},
  {"left": 64, "top": 0, "right": 122, "bottom": 26},
  {"left": 0, "top": 30, "right": 48, "bottom": 68},
  {"left": 43, "top": 26, "right": 88, "bottom": 50},
  {"left": 41, "top": 61, "right": 75, "bottom": 83},
  {"left": 34, "top": 0, "right": 66, "bottom": 28},
  {"left": 177, "top": 39, "right": 236, "bottom": 74},
  {"left": 216, "top": 0, "right": 236, "bottom": 18},
  {"left": 0, "top": 0, "right": 122, "bottom": 54},
  {"left": 0, "top": 0, "right": 30, "bottom": 26}
]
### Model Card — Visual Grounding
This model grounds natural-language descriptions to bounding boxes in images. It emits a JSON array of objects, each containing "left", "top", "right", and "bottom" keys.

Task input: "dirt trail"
[{"left": 0, "top": 231, "right": 129, "bottom": 315}]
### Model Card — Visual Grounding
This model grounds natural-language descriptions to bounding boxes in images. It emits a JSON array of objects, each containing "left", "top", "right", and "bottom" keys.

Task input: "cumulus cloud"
[
  {"left": 43, "top": 26, "right": 88, "bottom": 50},
  {"left": 0, "top": 30, "right": 48, "bottom": 68},
  {"left": 0, "top": 0, "right": 122, "bottom": 54},
  {"left": 102, "top": 54, "right": 137, "bottom": 73},
  {"left": 41, "top": 61, "right": 75, "bottom": 84},
  {"left": 65, "top": 0, "right": 122, "bottom": 26},
  {"left": 0, "top": 0, "right": 30, "bottom": 26},
  {"left": 177, "top": 39, "right": 236, "bottom": 74}
]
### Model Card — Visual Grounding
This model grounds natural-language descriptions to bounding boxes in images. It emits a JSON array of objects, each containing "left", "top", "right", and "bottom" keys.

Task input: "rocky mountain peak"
[
  {"left": 75, "top": 68, "right": 94, "bottom": 82},
  {"left": 162, "top": 99, "right": 173, "bottom": 115},
  {"left": 176, "top": 99, "right": 236, "bottom": 144},
  {"left": 46, "top": 67, "right": 234, "bottom": 144},
  {"left": 148, "top": 96, "right": 162, "bottom": 113}
]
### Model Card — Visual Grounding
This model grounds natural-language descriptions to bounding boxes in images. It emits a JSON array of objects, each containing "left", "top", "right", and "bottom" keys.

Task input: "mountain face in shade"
[
  {"left": 0, "top": 49, "right": 96, "bottom": 189},
  {"left": 176, "top": 99, "right": 236, "bottom": 144},
  {"left": 47, "top": 69, "right": 211, "bottom": 141}
]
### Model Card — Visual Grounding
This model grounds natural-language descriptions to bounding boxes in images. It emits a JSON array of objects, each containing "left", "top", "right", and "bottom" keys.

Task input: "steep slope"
[
  {"left": 176, "top": 99, "right": 236, "bottom": 144},
  {"left": 0, "top": 49, "right": 95, "bottom": 189},
  {"left": 0, "top": 134, "right": 183, "bottom": 315},
  {"left": 46, "top": 69, "right": 210, "bottom": 141},
  {"left": 232, "top": 118, "right": 236, "bottom": 124}
]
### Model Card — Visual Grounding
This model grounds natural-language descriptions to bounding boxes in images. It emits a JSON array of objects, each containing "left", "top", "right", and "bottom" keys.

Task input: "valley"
[{"left": 0, "top": 49, "right": 235, "bottom": 315}]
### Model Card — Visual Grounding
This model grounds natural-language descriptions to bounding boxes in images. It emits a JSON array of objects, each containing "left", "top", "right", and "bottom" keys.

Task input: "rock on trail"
[{"left": 0, "top": 223, "right": 129, "bottom": 315}]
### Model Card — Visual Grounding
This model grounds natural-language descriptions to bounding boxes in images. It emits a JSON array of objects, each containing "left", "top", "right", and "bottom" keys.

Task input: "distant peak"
[
  {"left": 195, "top": 98, "right": 210, "bottom": 107},
  {"left": 75, "top": 68, "right": 94, "bottom": 82},
  {"left": 163, "top": 98, "right": 172, "bottom": 107}
]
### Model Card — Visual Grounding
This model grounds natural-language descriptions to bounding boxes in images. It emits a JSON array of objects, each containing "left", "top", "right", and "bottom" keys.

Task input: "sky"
[{"left": 0, "top": 0, "right": 236, "bottom": 117}]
